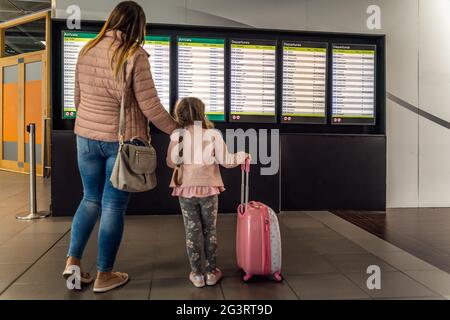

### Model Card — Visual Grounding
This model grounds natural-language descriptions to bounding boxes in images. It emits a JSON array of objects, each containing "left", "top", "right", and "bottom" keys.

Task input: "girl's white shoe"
[
  {"left": 189, "top": 272, "right": 205, "bottom": 288},
  {"left": 206, "top": 268, "right": 222, "bottom": 286}
]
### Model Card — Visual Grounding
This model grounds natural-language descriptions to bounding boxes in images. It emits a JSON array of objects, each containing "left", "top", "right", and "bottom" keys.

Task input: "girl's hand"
[{"left": 245, "top": 153, "right": 252, "bottom": 163}]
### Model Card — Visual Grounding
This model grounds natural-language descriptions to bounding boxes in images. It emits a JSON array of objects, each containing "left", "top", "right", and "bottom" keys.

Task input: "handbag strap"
[
  {"left": 173, "top": 131, "right": 184, "bottom": 186},
  {"left": 118, "top": 61, "right": 127, "bottom": 146},
  {"left": 118, "top": 60, "right": 152, "bottom": 146},
  {"left": 176, "top": 131, "right": 184, "bottom": 168}
]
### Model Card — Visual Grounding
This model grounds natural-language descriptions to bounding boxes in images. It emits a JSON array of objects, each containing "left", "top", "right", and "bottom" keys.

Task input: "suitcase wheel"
[
  {"left": 273, "top": 272, "right": 283, "bottom": 282},
  {"left": 243, "top": 274, "right": 252, "bottom": 282}
]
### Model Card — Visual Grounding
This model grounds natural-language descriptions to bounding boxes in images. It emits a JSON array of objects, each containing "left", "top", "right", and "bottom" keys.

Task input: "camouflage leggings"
[{"left": 178, "top": 195, "right": 219, "bottom": 274}]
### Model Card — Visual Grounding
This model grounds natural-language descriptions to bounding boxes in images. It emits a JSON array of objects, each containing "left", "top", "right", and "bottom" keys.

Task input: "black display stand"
[{"left": 50, "top": 20, "right": 386, "bottom": 216}]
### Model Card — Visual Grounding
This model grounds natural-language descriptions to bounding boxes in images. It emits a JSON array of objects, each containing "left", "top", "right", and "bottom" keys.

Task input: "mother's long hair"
[{"left": 80, "top": 1, "right": 146, "bottom": 79}]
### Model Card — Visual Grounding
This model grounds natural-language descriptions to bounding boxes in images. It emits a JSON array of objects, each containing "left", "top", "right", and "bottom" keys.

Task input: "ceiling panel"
[
  {"left": 0, "top": 0, "right": 50, "bottom": 22},
  {"left": 0, "top": 1, "right": 48, "bottom": 56}
]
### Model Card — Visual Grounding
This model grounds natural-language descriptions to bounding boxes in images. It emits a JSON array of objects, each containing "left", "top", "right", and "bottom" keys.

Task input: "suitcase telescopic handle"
[{"left": 240, "top": 158, "right": 250, "bottom": 213}]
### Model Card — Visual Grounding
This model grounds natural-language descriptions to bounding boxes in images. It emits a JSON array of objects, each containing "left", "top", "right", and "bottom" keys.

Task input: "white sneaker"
[
  {"left": 189, "top": 272, "right": 205, "bottom": 288},
  {"left": 206, "top": 268, "right": 222, "bottom": 286},
  {"left": 93, "top": 272, "right": 129, "bottom": 293}
]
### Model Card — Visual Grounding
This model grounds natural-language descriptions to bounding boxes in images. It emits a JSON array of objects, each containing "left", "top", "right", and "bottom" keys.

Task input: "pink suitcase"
[{"left": 236, "top": 160, "right": 282, "bottom": 282}]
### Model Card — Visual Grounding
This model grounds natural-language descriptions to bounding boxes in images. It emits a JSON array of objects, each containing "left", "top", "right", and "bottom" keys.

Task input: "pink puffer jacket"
[{"left": 74, "top": 30, "right": 177, "bottom": 142}]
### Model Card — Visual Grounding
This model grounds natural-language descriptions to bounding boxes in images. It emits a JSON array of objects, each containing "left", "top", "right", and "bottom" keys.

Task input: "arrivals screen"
[
  {"left": 230, "top": 39, "right": 277, "bottom": 123},
  {"left": 282, "top": 41, "right": 327, "bottom": 124},
  {"left": 143, "top": 36, "right": 171, "bottom": 112},
  {"left": 177, "top": 37, "right": 225, "bottom": 121},
  {"left": 61, "top": 31, "right": 171, "bottom": 119},
  {"left": 332, "top": 44, "right": 376, "bottom": 125}
]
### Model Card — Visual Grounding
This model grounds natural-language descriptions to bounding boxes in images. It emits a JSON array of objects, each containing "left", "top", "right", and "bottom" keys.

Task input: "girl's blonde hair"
[
  {"left": 173, "top": 97, "right": 214, "bottom": 129},
  {"left": 79, "top": 1, "right": 146, "bottom": 79}
]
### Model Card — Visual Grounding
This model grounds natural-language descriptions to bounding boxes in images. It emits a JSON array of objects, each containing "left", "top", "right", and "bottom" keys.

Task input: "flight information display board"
[
  {"left": 332, "top": 44, "right": 376, "bottom": 125},
  {"left": 177, "top": 37, "right": 225, "bottom": 121},
  {"left": 230, "top": 39, "right": 277, "bottom": 123},
  {"left": 281, "top": 41, "right": 327, "bottom": 124},
  {"left": 143, "top": 35, "right": 171, "bottom": 112},
  {"left": 62, "top": 31, "right": 171, "bottom": 119}
]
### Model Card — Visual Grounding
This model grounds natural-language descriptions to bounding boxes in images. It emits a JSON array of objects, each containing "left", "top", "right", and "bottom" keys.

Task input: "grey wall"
[{"left": 52, "top": 0, "right": 450, "bottom": 208}]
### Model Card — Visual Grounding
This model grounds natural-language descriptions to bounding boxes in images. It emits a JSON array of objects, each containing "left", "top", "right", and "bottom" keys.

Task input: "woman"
[{"left": 63, "top": 1, "right": 177, "bottom": 293}]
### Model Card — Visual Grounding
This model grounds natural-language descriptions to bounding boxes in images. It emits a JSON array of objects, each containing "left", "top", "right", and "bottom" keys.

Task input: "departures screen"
[
  {"left": 62, "top": 31, "right": 171, "bottom": 119},
  {"left": 281, "top": 41, "right": 327, "bottom": 124},
  {"left": 332, "top": 44, "right": 376, "bottom": 125},
  {"left": 177, "top": 37, "right": 225, "bottom": 121},
  {"left": 230, "top": 39, "right": 277, "bottom": 123}
]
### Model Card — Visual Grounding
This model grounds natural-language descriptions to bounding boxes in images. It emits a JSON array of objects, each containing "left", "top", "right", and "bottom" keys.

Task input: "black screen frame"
[{"left": 51, "top": 19, "right": 386, "bottom": 135}]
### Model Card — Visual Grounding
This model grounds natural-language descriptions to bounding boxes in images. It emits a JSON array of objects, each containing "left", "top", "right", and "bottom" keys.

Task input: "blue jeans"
[{"left": 68, "top": 136, "right": 130, "bottom": 272}]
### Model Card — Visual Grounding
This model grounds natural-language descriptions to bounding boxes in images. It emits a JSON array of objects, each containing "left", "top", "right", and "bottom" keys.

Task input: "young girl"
[{"left": 166, "top": 97, "right": 250, "bottom": 288}]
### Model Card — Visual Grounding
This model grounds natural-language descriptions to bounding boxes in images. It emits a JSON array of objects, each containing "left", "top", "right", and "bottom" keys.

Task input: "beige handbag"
[{"left": 110, "top": 62, "right": 158, "bottom": 192}]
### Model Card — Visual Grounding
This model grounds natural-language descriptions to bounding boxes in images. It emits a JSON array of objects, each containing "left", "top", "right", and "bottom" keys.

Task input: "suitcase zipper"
[
  {"left": 264, "top": 215, "right": 271, "bottom": 274},
  {"left": 135, "top": 150, "right": 151, "bottom": 164}
]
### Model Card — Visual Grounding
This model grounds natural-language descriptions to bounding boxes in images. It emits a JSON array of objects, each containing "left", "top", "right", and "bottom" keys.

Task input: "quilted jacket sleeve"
[
  {"left": 213, "top": 131, "right": 248, "bottom": 168},
  {"left": 132, "top": 52, "right": 177, "bottom": 134}
]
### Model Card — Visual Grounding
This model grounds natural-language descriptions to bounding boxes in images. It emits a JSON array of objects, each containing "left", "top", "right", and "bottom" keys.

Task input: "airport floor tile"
[
  {"left": 0, "top": 172, "right": 449, "bottom": 300},
  {"left": 285, "top": 274, "right": 370, "bottom": 300},
  {"left": 346, "top": 271, "right": 440, "bottom": 299},
  {"left": 150, "top": 277, "right": 224, "bottom": 300}
]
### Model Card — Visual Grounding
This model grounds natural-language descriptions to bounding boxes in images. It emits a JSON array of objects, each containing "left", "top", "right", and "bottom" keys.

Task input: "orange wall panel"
[
  {"left": 2, "top": 83, "right": 19, "bottom": 142},
  {"left": 24, "top": 80, "right": 42, "bottom": 144}
]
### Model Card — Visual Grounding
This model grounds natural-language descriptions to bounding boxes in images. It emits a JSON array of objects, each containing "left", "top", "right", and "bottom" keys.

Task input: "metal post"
[{"left": 16, "top": 124, "right": 50, "bottom": 220}]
